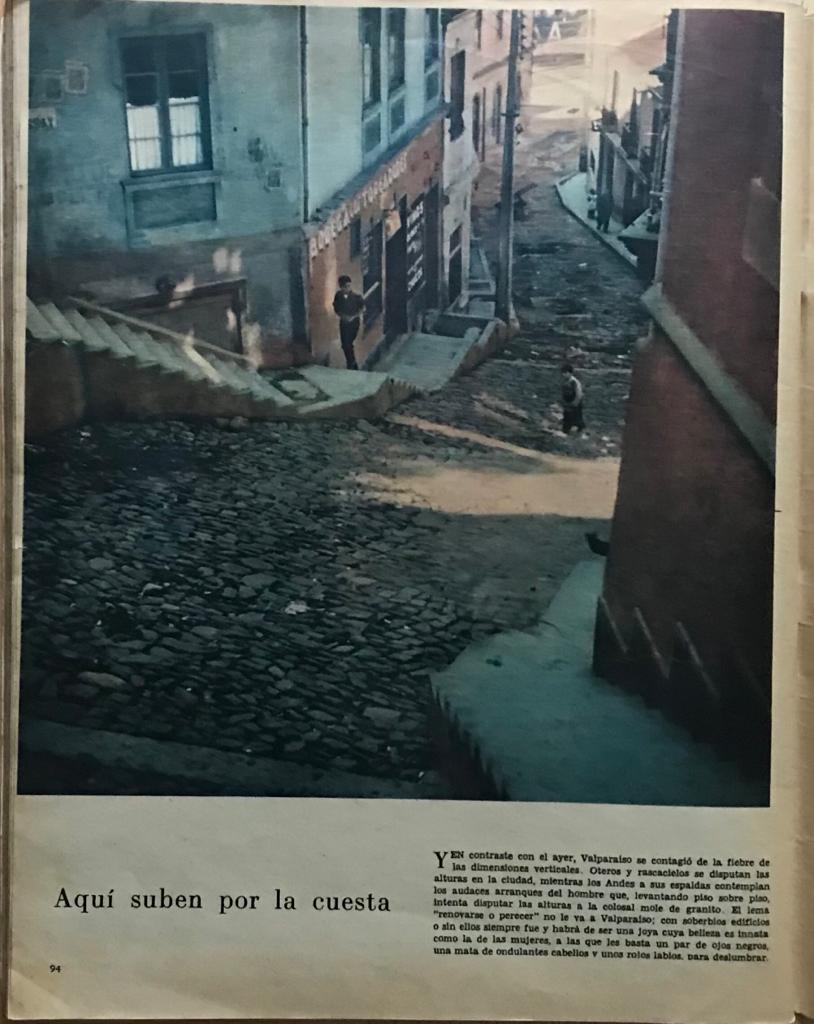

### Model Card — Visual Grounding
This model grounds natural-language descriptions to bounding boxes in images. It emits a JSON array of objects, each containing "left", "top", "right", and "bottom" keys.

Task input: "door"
[
  {"left": 449, "top": 51, "right": 466, "bottom": 139},
  {"left": 384, "top": 197, "right": 408, "bottom": 340},
  {"left": 423, "top": 184, "right": 441, "bottom": 309},
  {"left": 448, "top": 225, "right": 463, "bottom": 308}
]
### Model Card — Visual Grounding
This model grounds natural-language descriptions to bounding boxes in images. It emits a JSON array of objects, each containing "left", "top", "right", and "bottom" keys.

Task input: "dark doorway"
[
  {"left": 423, "top": 184, "right": 441, "bottom": 310},
  {"left": 448, "top": 225, "right": 463, "bottom": 308},
  {"left": 385, "top": 196, "right": 408, "bottom": 340},
  {"left": 449, "top": 51, "right": 466, "bottom": 140}
]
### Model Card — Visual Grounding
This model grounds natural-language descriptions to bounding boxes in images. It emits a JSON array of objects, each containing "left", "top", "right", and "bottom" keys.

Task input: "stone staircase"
[
  {"left": 360, "top": 233, "right": 506, "bottom": 393},
  {"left": 369, "top": 328, "right": 486, "bottom": 393},
  {"left": 27, "top": 296, "right": 303, "bottom": 411},
  {"left": 25, "top": 296, "right": 419, "bottom": 436},
  {"left": 467, "top": 234, "right": 497, "bottom": 319}
]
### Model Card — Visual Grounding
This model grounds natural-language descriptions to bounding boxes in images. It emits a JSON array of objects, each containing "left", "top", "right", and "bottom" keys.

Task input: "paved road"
[{"left": 18, "top": 68, "right": 647, "bottom": 797}]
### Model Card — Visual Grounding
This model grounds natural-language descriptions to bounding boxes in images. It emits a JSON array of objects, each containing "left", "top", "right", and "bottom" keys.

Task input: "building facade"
[
  {"left": 303, "top": 6, "right": 445, "bottom": 367},
  {"left": 593, "top": 9, "right": 782, "bottom": 781},
  {"left": 469, "top": 9, "right": 533, "bottom": 165},
  {"left": 439, "top": 10, "right": 480, "bottom": 311},
  {"left": 28, "top": 2, "right": 450, "bottom": 370},
  {"left": 28, "top": 0, "right": 307, "bottom": 361},
  {"left": 581, "top": 8, "right": 674, "bottom": 278}
]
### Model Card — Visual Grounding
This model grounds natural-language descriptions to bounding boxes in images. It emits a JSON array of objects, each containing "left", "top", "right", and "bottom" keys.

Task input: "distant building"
[
  {"left": 27, "top": 2, "right": 449, "bottom": 370},
  {"left": 583, "top": 7, "right": 674, "bottom": 277},
  {"left": 593, "top": 9, "right": 782, "bottom": 780},
  {"left": 534, "top": 9, "right": 590, "bottom": 69},
  {"left": 469, "top": 10, "right": 534, "bottom": 165},
  {"left": 440, "top": 10, "right": 479, "bottom": 310}
]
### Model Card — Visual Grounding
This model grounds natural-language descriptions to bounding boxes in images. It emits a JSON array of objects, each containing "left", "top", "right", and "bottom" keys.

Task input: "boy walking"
[
  {"left": 596, "top": 190, "right": 613, "bottom": 233},
  {"left": 560, "top": 362, "right": 585, "bottom": 434},
  {"left": 333, "top": 275, "right": 365, "bottom": 370}
]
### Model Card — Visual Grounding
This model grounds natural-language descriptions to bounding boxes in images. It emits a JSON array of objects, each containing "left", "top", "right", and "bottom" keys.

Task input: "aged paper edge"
[{"left": 1, "top": 0, "right": 810, "bottom": 1022}]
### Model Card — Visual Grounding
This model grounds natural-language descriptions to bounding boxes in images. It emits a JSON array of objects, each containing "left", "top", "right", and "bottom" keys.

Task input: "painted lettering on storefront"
[{"left": 307, "top": 153, "right": 409, "bottom": 259}]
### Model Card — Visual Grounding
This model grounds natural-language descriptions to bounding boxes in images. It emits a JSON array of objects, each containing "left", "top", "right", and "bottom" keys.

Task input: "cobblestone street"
[{"left": 19, "top": 71, "right": 649, "bottom": 796}]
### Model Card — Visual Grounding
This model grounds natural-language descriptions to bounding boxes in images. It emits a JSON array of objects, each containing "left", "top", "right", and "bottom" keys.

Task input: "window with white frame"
[
  {"left": 424, "top": 9, "right": 440, "bottom": 68},
  {"left": 121, "top": 34, "right": 211, "bottom": 175},
  {"left": 387, "top": 9, "right": 406, "bottom": 92},
  {"left": 361, "top": 8, "right": 382, "bottom": 110},
  {"left": 361, "top": 9, "right": 383, "bottom": 158},
  {"left": 424, "top": 8, "right": 441, "bottom": 105}
]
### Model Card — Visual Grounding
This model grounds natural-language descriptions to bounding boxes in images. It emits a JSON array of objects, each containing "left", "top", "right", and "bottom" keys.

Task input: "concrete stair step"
[
  {"left": 85, "top": 316, "right": 139, "bottom": 361},
  {"left": 27, "top": 300, "right": 67, "bottom": 343},
  {"left": 28, "top": 297, "right": 417, "bottom": 424},
  {"left": 207, "top": 356, "right": 254, "bottom": 395},
  {"left": 61, "top": 309, "right": 114, "bottom": 354},
  {"left": 116, "top": 323, "right": 166, "bottom": 368},
  {"left": 374, "top": 331, "right": 480, "bottom": 393},
  {"left": 134, "top": 331, "right": 185, "bottom": 375},
  {"left": 36, "top": 302, "right": 84, "bottom": 344}
]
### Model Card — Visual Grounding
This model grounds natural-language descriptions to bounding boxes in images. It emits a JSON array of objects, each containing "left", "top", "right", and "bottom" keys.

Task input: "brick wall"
[
  {"left": 594, "top": 10, "right": 781, "bottom": 767},
  {"left": 601, "top": 332, "right": 774, "bottom": 693},
  {"left": 659, "top": 10, "right": 782, "bottom": 421}
]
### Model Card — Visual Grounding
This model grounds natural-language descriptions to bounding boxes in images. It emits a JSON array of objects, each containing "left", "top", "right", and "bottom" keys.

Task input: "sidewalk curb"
[
  {"left": 554, "top": 176, "right": 640, "bottom": 274},
  {"left": 19, "top": 717, "right": 442, "bottom": 798}
]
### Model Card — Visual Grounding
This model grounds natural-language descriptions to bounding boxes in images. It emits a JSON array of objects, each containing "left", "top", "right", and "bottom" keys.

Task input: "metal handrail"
[{"left": 67, "top": 296, "right": 255, "bottom": 367}]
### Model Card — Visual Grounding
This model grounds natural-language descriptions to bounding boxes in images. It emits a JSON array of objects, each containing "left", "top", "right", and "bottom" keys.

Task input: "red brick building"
[{"left": 593, "top": 9, "right": 783, "bottom": 778}]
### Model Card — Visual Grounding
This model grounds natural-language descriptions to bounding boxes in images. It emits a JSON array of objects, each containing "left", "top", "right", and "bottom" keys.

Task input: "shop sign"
[
  {"left": 307, "top": 152, "right": 408, "bottom": 259},
  {"left": 406, "top": 197, "right": 425, "bottom": 296}
]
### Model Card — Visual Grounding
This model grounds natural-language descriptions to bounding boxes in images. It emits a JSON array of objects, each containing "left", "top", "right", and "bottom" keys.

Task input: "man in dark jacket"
[
  {"left": 596, "top": 191, "right": 613, "bottom": 233},
  {"left": 333, "top": 276, "right": 365, "bottom": 370}
]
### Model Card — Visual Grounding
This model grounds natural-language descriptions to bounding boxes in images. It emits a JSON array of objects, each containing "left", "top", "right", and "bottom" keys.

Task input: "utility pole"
[{"left": 495, "top": 10, "right": 522, "bottom": 326}]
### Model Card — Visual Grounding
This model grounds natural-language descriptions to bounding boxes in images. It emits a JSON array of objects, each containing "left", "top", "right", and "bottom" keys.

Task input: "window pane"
[
  {"left": 122, "top": 39, "right": 156, "bottom": 74},
  {"left": 125, "top": 73, "right": 158, "bottom": 107},
  {"left": 388, "top": 9, "right": 405, "bottom": 90},
  {"left": 169, "top": 70, "right": 200, "bottom": 100},
  {"left": 361, "top": 10, "right": 381, "bottom": 107},
  {"left": 126, "top": 104, "right": 162, "bottom": 171},
  {"left": 169, "top": 97, "right": 203, "bottom": 166},
  {"left": 166, "top": 35, "right": 201, "bottom": 72},
  {"left": 424, "top": 9, "right": 439, "bottom": 68}
]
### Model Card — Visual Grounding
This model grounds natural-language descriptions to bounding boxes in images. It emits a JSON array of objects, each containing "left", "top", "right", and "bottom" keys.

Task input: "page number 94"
[{"left": 49, "top": 965, "right": 61, "bottom": 974}]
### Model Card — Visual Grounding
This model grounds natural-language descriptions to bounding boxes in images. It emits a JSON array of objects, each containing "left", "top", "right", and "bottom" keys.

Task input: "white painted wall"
[{"left": 304, "top": 8, "right": 363, "bottom": 215}]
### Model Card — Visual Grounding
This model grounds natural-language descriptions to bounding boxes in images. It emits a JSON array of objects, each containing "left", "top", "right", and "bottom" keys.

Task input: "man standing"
[
  {"left": 560, "top": 362, "right": 585, "bottom": 434},
  {"left": 596, "top": 190, "right": 613, "bottom": 234},
  {"left": 333, "top": 275, "right": 365, "bottom": 370}
]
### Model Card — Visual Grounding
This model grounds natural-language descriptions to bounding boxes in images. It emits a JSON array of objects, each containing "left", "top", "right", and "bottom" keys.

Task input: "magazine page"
[
  {"left": 3, "top": 0, "right": 803, "bottom": 1020},
  {"left": 797, "top": 7, "right": 814, "bottom": 1017}
]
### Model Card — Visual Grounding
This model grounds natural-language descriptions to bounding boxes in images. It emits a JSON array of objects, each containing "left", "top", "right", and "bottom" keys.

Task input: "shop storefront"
[{"left": 306, "top": 119, "right": 443, "bottom": 368}]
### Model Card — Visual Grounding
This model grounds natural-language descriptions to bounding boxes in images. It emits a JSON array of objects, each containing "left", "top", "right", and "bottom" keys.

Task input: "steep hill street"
[{"left": 19, "top": 55, "right": 649, "bottom": 797}]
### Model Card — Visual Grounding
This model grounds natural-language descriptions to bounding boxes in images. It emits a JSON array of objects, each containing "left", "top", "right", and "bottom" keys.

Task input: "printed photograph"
[{"left": 19, "top": 1, "right": 781, "bottom": 804}]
